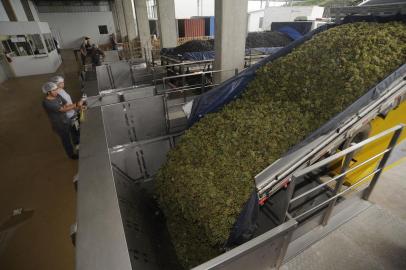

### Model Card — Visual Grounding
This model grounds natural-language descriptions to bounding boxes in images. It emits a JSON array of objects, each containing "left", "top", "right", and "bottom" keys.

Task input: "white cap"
[
  {"left": 42, "top": 82, "right": 58, "bottom": 94},
  {"left": 50, "top": 75, "right": 64, "bottom": 84}
]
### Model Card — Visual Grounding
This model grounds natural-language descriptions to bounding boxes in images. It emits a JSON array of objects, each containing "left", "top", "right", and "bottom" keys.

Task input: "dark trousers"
[
  {"left": 81, "top": 54, "right": 86, "bottom": 65},
  {"left": 55, "top": 124, "right": 79, "bottom": 158},
  {"left": 70, "top": 122, "right": 80, "bottom": 145}
]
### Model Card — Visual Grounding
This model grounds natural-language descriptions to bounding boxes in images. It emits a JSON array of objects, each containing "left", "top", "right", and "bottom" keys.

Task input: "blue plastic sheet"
[
  {"left": 188, "top": 24, "right": 330, "bottom": 126},
  {"left": 251, "top": 47, "right": 283, "bottom": 55},
  {"left": 276, "top": 26, "right": 304, "bottom": 41},
  {"left": 226, "top": 192, "right": 259, "bottom": 247},
  {"left": 271, "top": 21, "right": 313, "bottom": 35},
  {"left": 182, "top": 51, "right": 215, "bottom": 61},
  {"left": 166, "top": 47, "right": 282, "bottom": 61}
]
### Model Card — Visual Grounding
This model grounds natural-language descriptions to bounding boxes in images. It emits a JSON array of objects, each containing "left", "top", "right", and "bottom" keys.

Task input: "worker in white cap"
[
  {"left": 50, "top": 75, "right": 75, "bottom": 118},
  {"left": 50, "top": 75, "right": 82, "bottom": 148},
  {"left": 42, "top": 82, "right": 83, "bottom": 160}
]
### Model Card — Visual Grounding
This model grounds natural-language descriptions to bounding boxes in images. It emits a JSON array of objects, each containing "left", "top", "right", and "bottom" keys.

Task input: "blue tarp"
[
  {"left": 188, "top": 24, "right": 331, "bottom": 126},
  {"left": 277, "top": 26, "right": 304, "bottom": 41},
  {"left": 251, "top": 47, "right": 283, "bottom": 55},
  {"left": 210, "top": 16, "right": 215, "bottom": 37},
  {"left": 182, "top": 51, "right": 215, "bottom": 61},
  {"left": 167, "top": 47, "right": 282, "bottom": 61}
]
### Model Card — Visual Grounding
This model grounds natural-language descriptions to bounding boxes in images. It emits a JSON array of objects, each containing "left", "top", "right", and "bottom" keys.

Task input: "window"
[
  {"left": 43, "top": 33, "right": 55, "bottom": 53},
  {"left": 99, "top": 25, "right": 108, "bottom": 34},
  {"left": 5, "top": 35, "right": 33, "bottom": 56},
  {"left": 259, "top": 17, "right": 264, "bottom": 29},
  {"left": 27, "top": 34, "right": 46, "bottom": 54},
  {"left": 1, "top": 34, "right": 47, "bottom": 56}
]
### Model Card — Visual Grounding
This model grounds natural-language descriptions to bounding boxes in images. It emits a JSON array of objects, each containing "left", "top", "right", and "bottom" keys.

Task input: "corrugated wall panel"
[{"left": 184, "top": 19, "right": 205, "bottom": 37}]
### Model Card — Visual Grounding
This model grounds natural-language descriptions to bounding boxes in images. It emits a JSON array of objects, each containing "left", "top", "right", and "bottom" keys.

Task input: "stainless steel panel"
[
  {"left": 102, "top": 104, "right": 133, "bottom": 147},
  {"left": 110, "top": 148, "right": 144, "bottom": 181},
  {"left": 123, "top": 86, "right": 155, "bottom": 100},
  {"left": 96, "top": 65, "right": 113, "bottom": 91},
  {"left": 140, "top": 139, "right": 171, "bottom": 176},
  {"left": 76, "top": 107, "right": 132, "bottom": 270},
  {"left": 111, "top": 61, "right": 133, "bottom": 89},
  {"left": 110, "top": 135, "right": 174, "bottom": 180},
  {"left": 103, "top": 50, "right": 120, "bottom": 64},
  {"left": 127, "top": 96, "right": 167, "bottom": 141},
  {"left": 113, "top": 172, "right": 160, "bottom": 270},
  {"left": 192, "top": 220, "right": 297, "bottom": 270},
  {"left": 83, "top": 79, "right": 99, "bottom": 97},
  {"left": 98, "top": 94, "right": 121, "bottom": 107}
]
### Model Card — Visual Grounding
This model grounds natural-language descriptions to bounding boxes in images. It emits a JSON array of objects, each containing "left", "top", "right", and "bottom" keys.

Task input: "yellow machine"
[{"left": 332, "top": 100, "right": 406, "bottom": 186}]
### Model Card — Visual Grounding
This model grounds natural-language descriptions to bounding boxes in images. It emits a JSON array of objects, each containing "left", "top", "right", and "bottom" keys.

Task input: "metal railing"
[
  {"left": 150, "top": 59, "right": 214, "bottom": 85},
  {"left": 161, "top": 68, "right": 238, "bottom": 132},
  {"left": 162, "top": 69, "right": 238, "bottom": 93},
  {"left": 288, "top": 124, "right": 404, "bottom": 226}
]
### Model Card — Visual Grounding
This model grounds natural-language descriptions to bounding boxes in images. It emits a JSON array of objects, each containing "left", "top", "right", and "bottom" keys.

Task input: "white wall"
[
  {"left": 9, "top": 50, "right": 61, "bottom": 77},
  {"left": 175, "top": 0, "right": 214, "bottom": 19},
  {"left": 263, "top": 6, "right": 324, "bottom": 30},
  {"left": 174, "top": 0, "right": 269, "bottom": 19},
  {"left": 10, "top": 0, "right": 28, "bottom": 21},
  {"left": 248, "top": 10, "right": 265, "bottom": 32},
  {"left": 0, "top": 21, "right": 45, "bottom": 35},
  {"left": 0, "top": 1, "right": 10, "bottom": 21},
  {"left": 39, "top": 11, "right": 116, "bottom": 49}
]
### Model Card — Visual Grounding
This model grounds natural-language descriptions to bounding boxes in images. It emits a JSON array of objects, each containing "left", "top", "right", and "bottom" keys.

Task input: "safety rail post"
[
  {"left": 321, "top": 150, "right": 355, "bottom": 226},
  {"left": 201, "top": 72, "right": 205, "bottom": 94},
  {"left": 144, "top": 47, "right": 148, "bottom": 66},
  {"left": 108, "top": 65, "right": 116, "bottom": 89},
  {"left": 279, "top": 180, "right": 296, "bottom": 224},
  {"left": 163, "top": 94, "right": 170, "bottom": 134},
  {"left": 163, "top": 76, "right": 167, "bottom": 92},
  {"left": 275, "top": 223, "right": 295, "bottom": 269},
  {"left": 362, "top": 126, "right": 404, "bottom": 200},
  {"left": 152, "top": 67, "right": 157, "bottom": 95}
]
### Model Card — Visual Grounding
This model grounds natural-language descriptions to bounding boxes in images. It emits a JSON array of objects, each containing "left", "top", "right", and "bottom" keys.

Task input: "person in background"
[
  {"left": 79, "top": 37, "right": 91, "bottom": 65},
  {"left": 90, "top": 44, "right": 105, "bottom": 67},
  {"left": 53, "top": 38, "right": 60, "bottom": 54},
  {"left": 50, "top": 75, "right": 80, "bottom": 144},
  {"left": 42, "top": 82, "right": 83, "bottom": 160},
  {"left": 110, "top": 33, "right": 122, "bottom": 50}
]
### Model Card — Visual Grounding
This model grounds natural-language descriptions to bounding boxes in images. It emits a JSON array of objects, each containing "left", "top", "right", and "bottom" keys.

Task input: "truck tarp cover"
[
  {"left": 189, "top": 14, "right": 406, "bottom": 248},
  {"left": 188, "top": 25, "right": 329, "bottom": 125},
  {"left": 162, "top": 48, "right": 283, "bottom": 61}
]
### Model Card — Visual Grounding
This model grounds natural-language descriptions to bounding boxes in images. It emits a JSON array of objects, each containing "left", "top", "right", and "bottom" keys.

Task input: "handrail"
[
  {"left": 288, "top": 124, "right": 404, "bottom": 225},
  {"left": 292, "top": 124, "right": 403, "bottom": 178},
  {"left": 293, "top": 169, "right": 381, "bottom": 220},
  {"left": 150, "top": 59, "right": 213, "bottom": 69},
  {"left": 289, "top": 148, "right": 390, "bottom": 204}
]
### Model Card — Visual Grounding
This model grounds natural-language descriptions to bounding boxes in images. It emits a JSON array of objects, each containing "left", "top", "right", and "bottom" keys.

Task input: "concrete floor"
[
  {"left": 283, "top": 159, "right": 406, "bottom": 270},
  {"left": 0, "top": 51, "right": 80, "bottom": 270}
]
